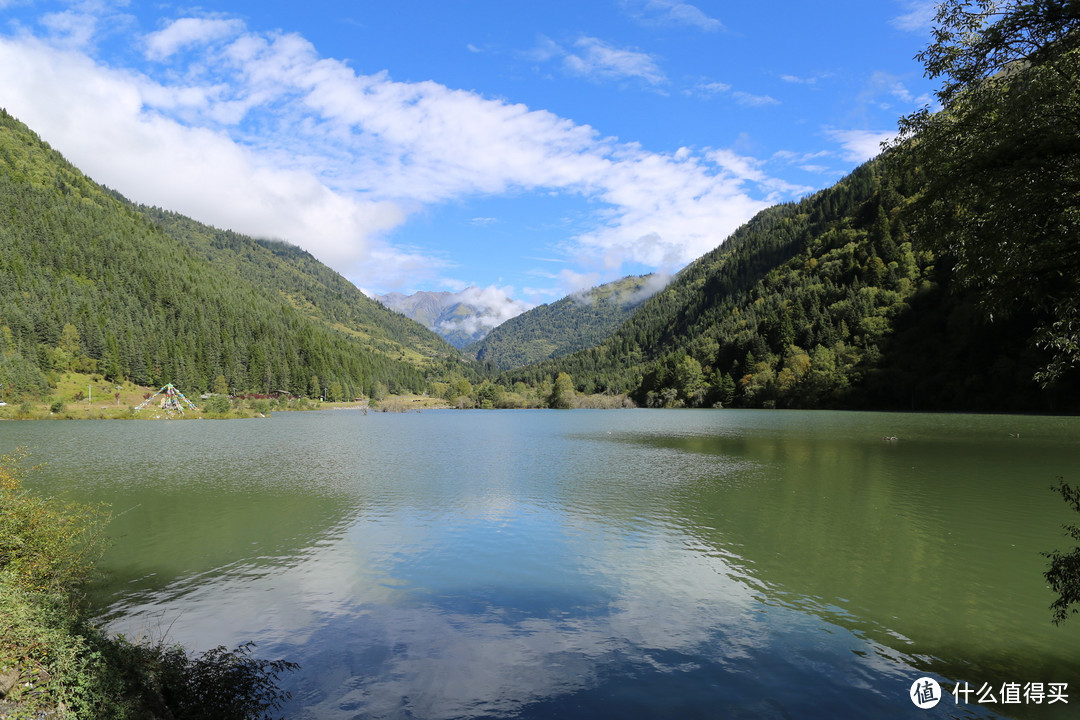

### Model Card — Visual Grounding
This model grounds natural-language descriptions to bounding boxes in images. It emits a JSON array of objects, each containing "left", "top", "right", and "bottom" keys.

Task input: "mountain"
[
  {"left": 468, "top": 275, "right": 662, "bottom": 370},
  {"left": 376, "top": 287, "right": 529, "bottom": 348},
  {"left": 0, "top": 109, "right": 463, "bottom": 401},
  {"left": 502, "top": 156, "right": 1080, "bottom": 413}
]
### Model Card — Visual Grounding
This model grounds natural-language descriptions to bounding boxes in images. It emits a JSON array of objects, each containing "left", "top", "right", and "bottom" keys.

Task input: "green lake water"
[{"left": 3, "top": 409, "right": 1079, "bottom": 719}]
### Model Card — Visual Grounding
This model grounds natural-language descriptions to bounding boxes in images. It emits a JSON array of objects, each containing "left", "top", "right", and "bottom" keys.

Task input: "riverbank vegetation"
[{"left": 0, "top": 450, "right": 298, "bottom": 718}]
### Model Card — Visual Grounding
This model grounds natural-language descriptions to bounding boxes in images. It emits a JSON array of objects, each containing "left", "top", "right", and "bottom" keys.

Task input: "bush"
[
  {"left": 0, "top": 449, "right": 109, "bottom": 597},
  {"left": 50, "top": 400, "right": 65, "bottom": 414},
  {"left": 0, "top": 451, "right": 298, "bottom": 718},
  {"left": 201, "top": 395, "right": 232, "bottom": 416},
  {"left": 248, "top": 399, "right": 271, "bottom": 415},
  {"left": 97, "top": 638, "right": 298, "bottom": 720}
]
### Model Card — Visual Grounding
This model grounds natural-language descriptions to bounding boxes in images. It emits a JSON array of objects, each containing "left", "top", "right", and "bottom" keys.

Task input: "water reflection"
[{"left": 3, "top": 410, "right": 1077, "bottom": 719}]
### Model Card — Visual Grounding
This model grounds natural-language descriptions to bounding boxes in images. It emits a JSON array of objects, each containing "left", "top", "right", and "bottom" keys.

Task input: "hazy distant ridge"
[
  {"left": 376, "top": 288, "right": 531, "bottom": 348},
  {"left": 468, "top": 275, "right": 662, "bottom": 370}
]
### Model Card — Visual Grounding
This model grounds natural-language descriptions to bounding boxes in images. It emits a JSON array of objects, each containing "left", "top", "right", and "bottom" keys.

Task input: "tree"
[
  {"left": 213, "top": 374, "right": 229, "bottom": 396},
  {"left": 1044, "top": 479, "right": 1080, "bottom": 623},
  {"left": 548, "top": 372, "right": 576, "bottom": 409},
  {"left": 474, "top": 381, "right": 503, "bottom": 409},
  {"left": 893, "top": 0, "right": 1080, "bottom": 382},
  {"left": 673, "top": 355, "right": 704, "bottom": 405},
  {"left": 58, "top": 323, "right": 81, "bottom": 364}
]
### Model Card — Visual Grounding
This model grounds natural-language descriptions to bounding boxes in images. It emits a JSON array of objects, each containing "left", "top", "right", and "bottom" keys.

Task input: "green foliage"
[
  {"left": 0, "top": 109, "right": 463, "bottom": 403},
  {"left": 327, "top": 381, "right": 343, "bottom": 402},
  {"left": 0, "top": 451, "right": 298, "bottom": 718},
  {"left": 248, "top": 399, "right": 271, "bottom": 415},
  {"left": 1045, "top": 479, "right": 1080, "bottom": 625},
  {"left": 470, "top": 275, "right": 656, "bottom": 370},
  {"left": 893, "top": 1, "right": 1080, "bottom": 383},
  {"left": 98, "top": 638, "right": 298, "bottom": 720},
  {"left": 0, "top": 351, "right": 49, "bottom": 401},
  {"left": 201, "top": 395, "right": 232, "bottom": 416},
  {"left": 548, "top": 372, "right": 576, "bottom": 409},
  {"left": 502, "top": 146, "right": 1079, "bottom": 411},
  {"left": 0, "top": 450, "right": 109, "bottom": 599},
  {"left": 491, "top": 7, "right": 1080, "bottom": 411}
]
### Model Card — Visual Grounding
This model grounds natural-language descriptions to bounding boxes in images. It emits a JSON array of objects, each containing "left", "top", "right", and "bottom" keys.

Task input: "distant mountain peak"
[
  {"left": 375, "top": 287, "right": 531, "bottom": 348},
  {"left": 467, "top": 274, "right": 664, "bottom": 370}
]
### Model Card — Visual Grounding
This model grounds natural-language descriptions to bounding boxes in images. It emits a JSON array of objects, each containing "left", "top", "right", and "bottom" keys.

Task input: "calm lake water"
[{"left": 4, "top": 409, "right": 1080, "bottom": 719}]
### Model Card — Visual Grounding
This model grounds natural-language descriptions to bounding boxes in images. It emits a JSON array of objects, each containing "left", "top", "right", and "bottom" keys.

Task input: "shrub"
[
  {"left": 0, "top": 451, "right": 298, "bottom": 718},
  {"left": 0, "top": 449, "right": 109, "bottom": 599},
  {"left": 201, "top": 395, "right": 232, "bottom": 416},
  {"left": 248, "top": 399, "right": 271, "bottom": 415},
  {"left": 97, "top": 638, "right": 298, "bottom": 720}
]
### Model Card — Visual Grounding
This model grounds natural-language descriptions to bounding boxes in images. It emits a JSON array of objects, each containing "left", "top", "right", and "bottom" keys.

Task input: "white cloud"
[
  {"left": 555, "top": 269, "right": 604, "bottom": 296},
  {"left": 557, "top": 36, "right": 667, "bottom": 86},
  {"left": 688, "top": 80, "right": 779, "bottom": 108},
  {"left": 690, "top": 80, "right": 731, "bottom": 96},
  {"left": 144, "top": 17, "right": 246, "bottom": 61},
  {"left": 732, "top": 90, "right": 779, "bottom": 107},
  {"left": 611, "top": 272, "right": 671, "bottom": 306},
  {"left": 0, "top": 12, "right": 804, "bottom": 293},
  {"left": 436, "top": 285, "right": 534, "bottom": 335},
  {"left": 825, "top": 128, "right": 896, "bottom": 163},
  {"left": 622, "top": 0, "right": 725, "bottom": 32},
  {"left": 891, "top": 0, "right": 936, "bottom": 32}
]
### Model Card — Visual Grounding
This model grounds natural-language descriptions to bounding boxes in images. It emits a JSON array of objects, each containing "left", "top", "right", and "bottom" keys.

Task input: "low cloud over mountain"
[{"left": 376, "top": 286, "right": 531, "bottom": 348}]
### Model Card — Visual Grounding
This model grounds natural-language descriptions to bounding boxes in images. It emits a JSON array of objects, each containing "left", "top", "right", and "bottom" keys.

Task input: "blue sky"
[{"left": 0, "top": 0, "right": 939, "bottom": 315}]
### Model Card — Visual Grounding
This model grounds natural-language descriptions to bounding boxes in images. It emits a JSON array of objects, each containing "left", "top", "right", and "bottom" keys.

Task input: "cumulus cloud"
[
  {"left": 0, "top": 9, "right": 804, "bottom": 293},
  {"left": 437, "top": 285, "right": 534, "bottom": 336},
  {"left": 144, "top": 17, "right": 246, "bottom": 61}
]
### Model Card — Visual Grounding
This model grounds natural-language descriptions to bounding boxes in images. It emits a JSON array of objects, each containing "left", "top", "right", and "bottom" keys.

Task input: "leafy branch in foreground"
[
  {"left": 0, "top": 450, "right": 299, "bottom": 719},
  {"left": 1044, "top": 479, "right": 1080, "bottom": 624},
  {"left": 892, "top": 1, "right": 1080, "bottom": 383},
  {"left": 102, "top": 638, "right": 300, "bottom": 720}
]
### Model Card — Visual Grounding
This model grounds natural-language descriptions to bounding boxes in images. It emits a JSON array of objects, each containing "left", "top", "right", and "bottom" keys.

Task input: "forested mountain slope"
[
  {"left": 503, "top": 157, "right": 1080, "bottom": 412},
  {"left": 0, "top": 109, "right": 460, "bottom": 400},
  {"left": 140, "top": 209, "right": 457, "bottom": 364},
  {"left": 469, "top": 275, "right": 656, "bottom": 370}
]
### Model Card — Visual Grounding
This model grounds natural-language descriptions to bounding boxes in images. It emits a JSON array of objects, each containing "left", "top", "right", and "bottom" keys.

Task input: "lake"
[{"left": 4, "top": 409, "right": 1080, "bottom": 719}]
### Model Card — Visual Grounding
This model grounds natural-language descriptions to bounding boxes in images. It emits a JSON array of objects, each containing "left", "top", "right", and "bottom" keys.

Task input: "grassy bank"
[
  {"left": 0, "top": 372, "right": 366, "bottom": 420},
  {"left": 0, "top": 450, "right": 297, "bottom": 719}
]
